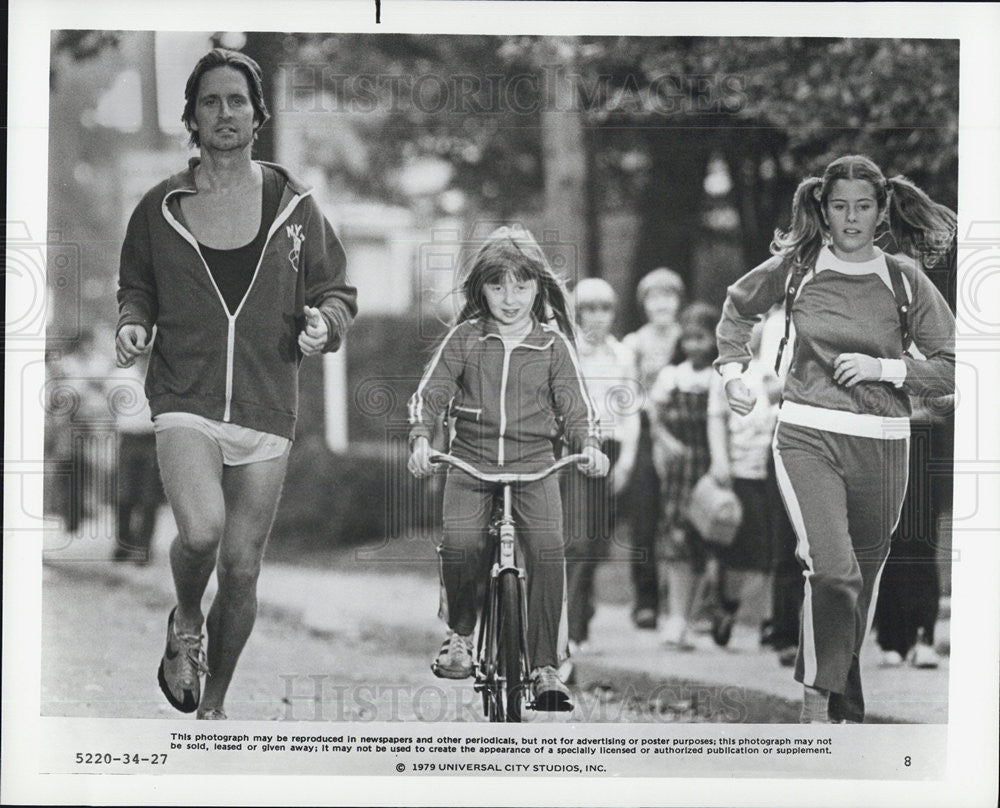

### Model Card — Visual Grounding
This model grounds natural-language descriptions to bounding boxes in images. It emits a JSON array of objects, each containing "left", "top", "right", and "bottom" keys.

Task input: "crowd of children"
[
  {"left": 410, "top": 154, "right": 955, "bottom": 722},
  {"left": 569, "top": 276, "right": 800, "bottom": 664}
]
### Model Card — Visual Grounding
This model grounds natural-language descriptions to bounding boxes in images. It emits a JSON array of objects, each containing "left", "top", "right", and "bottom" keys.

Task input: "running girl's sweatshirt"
[
  {"left": 716, "top": 247, "right": 954, "bottom": 438},
  {"left": 408, "top": 318, "right": 601, "bottom": 470}
]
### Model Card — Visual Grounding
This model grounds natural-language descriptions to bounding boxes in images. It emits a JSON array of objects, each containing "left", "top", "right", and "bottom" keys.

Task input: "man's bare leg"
[
  {"left": 198, "top": 446, "right": 290, "bottom": 715},
  {"left": 156, "top": 428, "right": 226, "bottom": 635}
]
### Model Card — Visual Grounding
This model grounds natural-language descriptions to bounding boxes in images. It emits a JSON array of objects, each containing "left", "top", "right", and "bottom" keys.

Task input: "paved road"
[
  {"left": 41, "top": 518, "right": 947, "bottom": 724},
  {"left": 44, "top": 559, "right": 787, "bottom": 724},
  {"left": 43, "top": 560, "right": 436, "bottom": 722}
]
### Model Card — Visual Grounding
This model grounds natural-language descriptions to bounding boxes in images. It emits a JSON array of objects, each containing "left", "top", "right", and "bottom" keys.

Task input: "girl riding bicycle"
[{"left": 407, "top": 225, "right": 609, "bottom": 711}]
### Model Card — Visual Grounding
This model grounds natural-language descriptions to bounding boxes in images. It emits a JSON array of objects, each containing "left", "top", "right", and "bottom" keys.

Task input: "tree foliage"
[
  {"left": 280, "top": 35, "right": 957, "bottom": 277},
  {"left": 50, "top": 31, "right": 121, "bottom": 89},
  {"left": 49, "top": 32, "right": 958, "bottom": 321}
]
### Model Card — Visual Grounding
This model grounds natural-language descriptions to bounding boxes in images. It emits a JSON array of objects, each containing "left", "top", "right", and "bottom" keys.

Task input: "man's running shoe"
[
  {"left": 157, "top": 607, "right": 208, "bottom": 713},
  {"left": 531, "top": 666, "right": 573, "bottom": 712},
  {"left": 197, "top": 708, "right": 227, "bottom": 720},
  {"left": 431, "top": 631, "right": 474, "bottom": 679}
]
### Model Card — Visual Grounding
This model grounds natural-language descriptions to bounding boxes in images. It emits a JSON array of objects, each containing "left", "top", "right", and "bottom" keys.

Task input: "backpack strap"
[
  {"left": 773, "top": 255, "right": 913, "bottom": 375},
  {"left": 886, "top": 259, "right": 912, "bottom": 355},
  {"left": 774, "top": 260, "right": 808, "bottom": 375}
]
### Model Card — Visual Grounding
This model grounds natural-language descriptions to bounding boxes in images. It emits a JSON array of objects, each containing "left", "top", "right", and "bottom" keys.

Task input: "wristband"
[
  {"left": 720, "top": 362, "right": 743, "bottom": 383},
  {"left": 878, "top": 358, "right": 907, "bottom": 388}
]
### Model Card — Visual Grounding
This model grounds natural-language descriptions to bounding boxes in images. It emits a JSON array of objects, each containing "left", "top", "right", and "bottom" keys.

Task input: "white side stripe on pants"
[
  {"left": 772, "top": 439, "right": 818, "bottom": 686},
  {"left": 558, "top": 560, "right": 570, "bottom": 665}
]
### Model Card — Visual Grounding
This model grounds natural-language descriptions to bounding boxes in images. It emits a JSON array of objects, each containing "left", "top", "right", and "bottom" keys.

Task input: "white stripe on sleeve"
[{"left": 408, "top": 323, "right": 464, "bottom": 426}]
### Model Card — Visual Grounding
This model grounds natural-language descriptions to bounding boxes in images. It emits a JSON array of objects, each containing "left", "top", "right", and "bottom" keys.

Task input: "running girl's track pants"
[
  {"left": 773, "top": 422, "right": 909, "bottom": 723},
  {"left": 437, "top": 472, "right": 568, "bottom": 669}
]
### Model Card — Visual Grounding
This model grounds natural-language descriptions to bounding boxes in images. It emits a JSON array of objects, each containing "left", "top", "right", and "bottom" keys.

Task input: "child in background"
[
  {"left": 407, "top": 225, "right": 609, "bottom": 711},
  {"left": 110, "top": 353, "right": 166, "bottom": 563},
  {"left": 48, "top": 328, "right": 112, "bottom": 534},
  {"left": 622, "top": 268, "right": 686, "bottom": 629},
  {"left": 706, "top": 315, "right": 782, "bottom": 647},
  {"left": 647, "top": 302, "right": 720, "bottom": 649},
  {"left": 563, "top": 278, "right": 640, "bottom": 661},
  {"left": 873, "top": 393, "right": 951, "bottom": 670}
]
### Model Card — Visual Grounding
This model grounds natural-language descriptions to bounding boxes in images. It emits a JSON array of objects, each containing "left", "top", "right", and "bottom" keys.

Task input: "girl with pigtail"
[
  {"left": 407, "top": 225, "right": 609, "bottom": 711},
  {"left": 715, "top": 155, "right": 956, "bottom": 723}
]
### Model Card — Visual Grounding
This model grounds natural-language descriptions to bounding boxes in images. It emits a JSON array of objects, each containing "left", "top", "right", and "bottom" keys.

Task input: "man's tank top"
[{"left": 199, "top": 165, "right": 283, "bottom": 315}]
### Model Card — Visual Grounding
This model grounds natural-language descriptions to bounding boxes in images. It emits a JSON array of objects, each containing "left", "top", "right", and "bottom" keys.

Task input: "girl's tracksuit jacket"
[
  {"left": 117, "top": 159, "right": 357, "bottom": 441},
  {"left": 716, "top": 245, "right": 955, "bottom": 722},
  {"left": 407, "top": 317, "right": 601, "bottom": 469}
]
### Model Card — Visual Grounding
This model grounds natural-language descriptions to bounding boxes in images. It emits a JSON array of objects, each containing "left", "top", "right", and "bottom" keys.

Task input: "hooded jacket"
[{"left": 117, "top": 159, "right": 357, "bottom": 440}]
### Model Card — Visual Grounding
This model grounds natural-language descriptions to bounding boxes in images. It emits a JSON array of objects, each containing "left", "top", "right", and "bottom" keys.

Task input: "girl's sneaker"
[
  {"left": 879, "top": 650, "right": 904, "bottom": 668},
  {"left": 659, "top": 615, "right": 695, "bottom": 651},
  {"left": 908, "top": 629, "right": 940, "bottom": 668},
  {"left": 909, "top": 644, "right": 940, "bottom": 669},
  {"left": 531, "top": 666, "right": 573, "bottom": 712},
  {"left": 431, "top": 631, "right": 474, "bottom": 679}
]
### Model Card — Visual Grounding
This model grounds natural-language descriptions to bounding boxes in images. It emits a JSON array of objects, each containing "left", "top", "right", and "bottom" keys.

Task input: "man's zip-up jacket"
[{"left": 117, "top": 159, "right": 357, "bottom": 440}]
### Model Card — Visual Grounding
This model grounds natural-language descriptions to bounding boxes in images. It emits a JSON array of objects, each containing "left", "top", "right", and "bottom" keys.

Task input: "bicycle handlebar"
[{"left": 428, "top": 452, "right": 589, "bottom": 484}]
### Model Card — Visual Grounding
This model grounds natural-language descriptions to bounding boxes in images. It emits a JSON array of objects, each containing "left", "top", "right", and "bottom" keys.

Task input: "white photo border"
[{"left": 5, "top": 1, "right": 999, "bottom": 806}]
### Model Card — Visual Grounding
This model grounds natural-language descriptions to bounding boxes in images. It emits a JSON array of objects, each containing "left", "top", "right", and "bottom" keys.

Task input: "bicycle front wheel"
[{"left": 498, "top": 570, "right": 524, "bottom": 723}]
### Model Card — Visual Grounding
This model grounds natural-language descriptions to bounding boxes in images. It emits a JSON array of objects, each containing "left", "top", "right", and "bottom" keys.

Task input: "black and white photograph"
[{"left": 4, "top": 1, "right": 999, "bottom": 806}]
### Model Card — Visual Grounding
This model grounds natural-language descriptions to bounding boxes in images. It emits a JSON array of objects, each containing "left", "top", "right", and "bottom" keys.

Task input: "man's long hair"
[{"left": 181, "top": 48, "right": 271, "bottom": 149}]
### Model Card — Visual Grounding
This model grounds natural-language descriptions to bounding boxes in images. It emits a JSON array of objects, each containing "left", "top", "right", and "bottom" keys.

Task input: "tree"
[
  {"left": 53, "top": 32, "right": 956, "bottom": 326},
  {"left": 571, "top": 36, "right": 958, "bottom": 323},
  {"left": 50, "top": 31, "right": 121, "bottom": 89}
]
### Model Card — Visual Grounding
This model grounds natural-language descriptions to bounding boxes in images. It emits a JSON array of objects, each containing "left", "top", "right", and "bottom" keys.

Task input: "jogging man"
[{"left": 116, "top": 49, "right": 357, "bottom": 719}]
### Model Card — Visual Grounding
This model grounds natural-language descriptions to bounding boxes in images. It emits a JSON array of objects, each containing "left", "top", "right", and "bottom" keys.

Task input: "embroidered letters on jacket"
[{"left": 286, "top": 224, "right": 304, "bottom": 272}]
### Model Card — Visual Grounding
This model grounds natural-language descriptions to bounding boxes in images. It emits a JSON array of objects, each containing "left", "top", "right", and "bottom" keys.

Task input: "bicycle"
[{"left": 428, "top": 451, "right": 587, "bottom": 722}]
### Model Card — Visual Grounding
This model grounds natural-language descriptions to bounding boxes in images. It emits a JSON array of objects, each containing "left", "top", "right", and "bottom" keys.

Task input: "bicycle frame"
[{"left": 429, "top": 451, "right": 587, "bottom": 721}]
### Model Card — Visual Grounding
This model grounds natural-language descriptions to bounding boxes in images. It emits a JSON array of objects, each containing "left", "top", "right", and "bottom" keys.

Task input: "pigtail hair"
[
  {"left": 771, "top": 176, "right": 825, "bottom": 269},
  {"left": 886, "top": 176, "right": 957, "bottom": 269}
]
